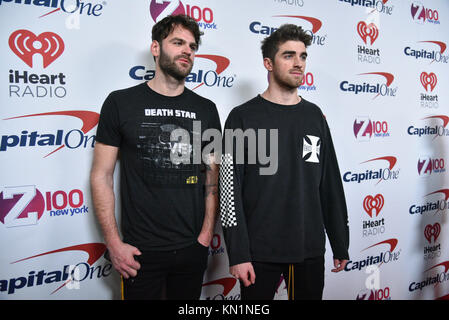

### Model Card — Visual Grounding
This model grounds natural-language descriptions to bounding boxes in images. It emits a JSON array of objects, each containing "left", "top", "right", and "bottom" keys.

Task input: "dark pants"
[
  {"left": 240, "top": 256, "right": 325, "bottom": 300},
  {"left": 122, "top": 241, "right": 209, "bottom": 300}
]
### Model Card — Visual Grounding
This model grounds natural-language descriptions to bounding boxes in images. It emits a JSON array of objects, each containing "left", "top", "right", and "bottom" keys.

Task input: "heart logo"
[
  {"left": 420, "top": 72, "right": 437, "bottom": 92},
  {"left": 424, "top": 223, "right": 440, "bottom": 244},
  {"left": 363, "top": 194, "right": 384, "bottom": 217},
  {"left": 9, "top": 29, "right": 64, "bottom": 68},
  {"left": 357, "top": 21, "right": 379, "bottom": 45}
]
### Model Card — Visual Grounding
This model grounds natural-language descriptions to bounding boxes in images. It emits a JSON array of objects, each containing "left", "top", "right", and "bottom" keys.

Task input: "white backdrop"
[{"left": 1, "top": 0, "right": 448, "bottom": 300}]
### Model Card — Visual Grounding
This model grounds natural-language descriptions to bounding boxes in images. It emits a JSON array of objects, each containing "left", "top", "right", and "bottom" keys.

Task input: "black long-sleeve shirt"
[{"left": 219, "top": 95, "right": 349, "bottom": 266}]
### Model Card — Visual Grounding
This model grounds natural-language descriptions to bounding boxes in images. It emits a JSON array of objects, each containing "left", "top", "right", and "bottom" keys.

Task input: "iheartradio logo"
[
  {"left": 424, "top": 223, "right": 440, "bottom": 244},
  {"left": 363, "top": 194, "right": 384, "bottom": 218},
  {"left": 420, "top": 72, "right": 437, "bottom": 92},
  {"left": 8, "top": 30, "right": 64, "bottom": 68},
  {"left": 357, "top": 21, "right": 379, "bottom": 45}
]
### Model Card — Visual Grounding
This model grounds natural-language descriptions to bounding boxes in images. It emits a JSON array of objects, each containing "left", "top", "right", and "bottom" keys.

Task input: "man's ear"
[
  {"left": 263, "top": 57, "right": 274, "bottom": 72},
  {"left": 151, "top": 40, "right": 160, "bottom": 59}
]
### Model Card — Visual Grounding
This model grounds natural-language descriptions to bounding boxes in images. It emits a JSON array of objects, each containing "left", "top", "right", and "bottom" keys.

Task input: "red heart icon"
[
  {"left": 420, "top": 72, "right": 437, "bottom": 92},
  {"left": 424, "top": 223, "right": 440, "bottom": 244},
  {"left": 363, "top": 194, "right": 384, "bottom": 217},
  {"left": 9, "top": 29, "right": 64, "bottom": 68},
  {"left": 357, "top": 21, "right": 379, "bottom": 45}
]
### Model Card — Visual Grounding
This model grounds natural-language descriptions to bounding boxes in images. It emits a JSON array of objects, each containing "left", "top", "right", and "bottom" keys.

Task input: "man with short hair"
[
  {"left": 219, "top": 24, "right": 349, "bottom": 300},
  {"left": 91, "top": 14, "right": 221, "bottom": 300}
]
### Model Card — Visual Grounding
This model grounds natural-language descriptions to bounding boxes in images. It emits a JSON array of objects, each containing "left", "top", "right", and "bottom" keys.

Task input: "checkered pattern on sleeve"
[{"left": 219, "top": 153, "right": 237, "bottom": 228}]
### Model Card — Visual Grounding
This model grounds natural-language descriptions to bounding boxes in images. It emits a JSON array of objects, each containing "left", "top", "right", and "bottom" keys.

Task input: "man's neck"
[
  {"left": 261, "top": 83, "right": 301, "bottom": 105},
  {"left": 147, "top": 69, "right": 185, "bottom": 97}
]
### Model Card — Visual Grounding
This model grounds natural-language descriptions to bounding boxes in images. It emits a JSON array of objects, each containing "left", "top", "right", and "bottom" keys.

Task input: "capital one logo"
[
  {"left": 409, "top": 188, "right": 449, "bottom": 215},
  {"left": 340, "top": 72, "right": 397, "bottom": 99},
  {"left": 0, "top": 243, "right": 109, "bottom": 295},
  {"left": 250, "top": 15, "right": 322, "bottom": 35},
  {"left": 407, "top": 115, "right": 449, "bottom": 140},
  {"left": 129, "top": 54, "right": 234, "bottom": 90},
  {"left": 357, "top": 21, "right": 378, "bottom": 45},
  {"left": 302, "top": 135, "right": 320, "bottom": 163},
  {"left": 424, "top": 223, "right": 440, "bottom": 244},
  {"left": 202, "top": 277, "right": 238, "bottom": 300},
  {"left": 363, "top": 194, "right": 384, "bottom": 218},
  {"left": 272, "top": 15, "right": 322, "bottom": 33},
  {"left": 9, "top": 30, "right": 64, "bottom": 68},
  {"left": 420, "top": 72, "right": 437, "bottom": 92},
  {"left": 343, "top": 156, "right": 399, "bottom": 184},
  {"left": 404, "top": 41, "right": 448, "bottom": 64},
  {"left": 345, "top": 239, "right": 400, "bottom": 272},
  {"left": 1, "top": 110, "right": 99, "bottom": 157},
  {"left": 409, "top": 261, "right": 449, "bottom": 292}
]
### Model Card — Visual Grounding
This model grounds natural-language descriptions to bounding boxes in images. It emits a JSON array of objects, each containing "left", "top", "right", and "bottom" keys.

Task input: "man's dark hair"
[
  {"left": 261, "top": 24, "right": 312, "bottom": 61},
  {"left": 152, "top": 14, "right": 203, "bottom": 48}
]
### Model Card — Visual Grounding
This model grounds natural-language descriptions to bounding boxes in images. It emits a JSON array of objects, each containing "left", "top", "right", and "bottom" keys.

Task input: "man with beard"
[
  {"left": 219, "top": 24, "right": 349, "bottom": 300},
  {"left": 91, "top": 15, "right": 221, "bottom": 300}
]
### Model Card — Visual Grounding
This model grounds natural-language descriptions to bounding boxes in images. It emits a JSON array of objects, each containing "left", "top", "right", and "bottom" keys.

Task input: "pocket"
[{"left": 196, "top": 240, "right": 209, "bottom": 250}]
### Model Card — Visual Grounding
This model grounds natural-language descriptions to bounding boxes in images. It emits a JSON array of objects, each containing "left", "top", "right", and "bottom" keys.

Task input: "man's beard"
[
  {"left": 271, "top": 67, "right": 303, "bottom": 90},
  {"left": 158, "top": 46, "right": 193, "bottom": 81}
]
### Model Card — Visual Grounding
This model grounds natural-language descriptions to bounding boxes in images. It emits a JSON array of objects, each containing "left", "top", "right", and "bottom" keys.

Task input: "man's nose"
[{"left": 182, "top": 44, "right": 192, "bottom": 56}]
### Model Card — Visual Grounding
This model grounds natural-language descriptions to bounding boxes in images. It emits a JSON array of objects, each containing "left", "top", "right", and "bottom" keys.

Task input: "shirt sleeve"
[
  {"left": 95, "top": 92, "right": 121, "bottom": 147},
  {"left": 320, "top": 116, "right": 350, "bottom": 260},
  {"left": 219, "top": 110, "right": 252, "bottom": 266}
]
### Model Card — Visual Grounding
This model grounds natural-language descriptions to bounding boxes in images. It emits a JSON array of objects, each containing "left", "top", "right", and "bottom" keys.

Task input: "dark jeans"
[
  {"left": 240, "top": 256, "right": 325, "bottom": 300},
  {"left": 122, "top": 241, "right": 209, "bottom": 300}
]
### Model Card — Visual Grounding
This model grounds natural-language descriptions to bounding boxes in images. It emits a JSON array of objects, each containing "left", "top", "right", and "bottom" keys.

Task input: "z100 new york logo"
[
  {"left": 417, "top": 156, "right": 445, "bottom": 177},
  {"left": 150, "top": 0, "right": 217, "bottom": 30},
  {"left": 353, "top": 117, "right": 390, "bottom": 141},
  {"left": 0, "top": 185, "right": 89, "bottom": 227},
  {"left": 411, "top": 2, "right": 440, "bottom": 25}
]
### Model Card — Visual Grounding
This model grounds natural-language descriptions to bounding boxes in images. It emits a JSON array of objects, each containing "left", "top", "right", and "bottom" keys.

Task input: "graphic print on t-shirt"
[
  {"left": 302, "top": 135, "right": 321, "bottom": 163},
  {"left": 137, "top": 117, "right": 196, "bottom": 187}
]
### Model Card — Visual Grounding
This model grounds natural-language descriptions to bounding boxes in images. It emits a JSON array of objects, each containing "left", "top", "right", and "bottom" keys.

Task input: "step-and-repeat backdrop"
[{"left": 1, "top": 0, "right": 448, "bottom": 300}]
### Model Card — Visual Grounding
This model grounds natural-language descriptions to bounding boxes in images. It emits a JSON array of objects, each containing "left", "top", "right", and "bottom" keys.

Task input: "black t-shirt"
[
  {"left": 220, "top": 95, "right": 349, "bottom": 266},
  {"left": 96, "top": 82, "right": 221, "bottom": 251}
]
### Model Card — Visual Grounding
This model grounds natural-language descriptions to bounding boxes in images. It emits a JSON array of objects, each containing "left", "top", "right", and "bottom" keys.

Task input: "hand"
[
  {"left": 331, "top": 259, "right": 348, "bottom": 273},
  {"left": 108, "top": 241, "right": 142, "bottom": 279},
  {"left": 230, "top": 262, "right": 256, "bottom": 287},
  {"left": 197, "top": 232, "right": 212, "bottom": 247}
]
